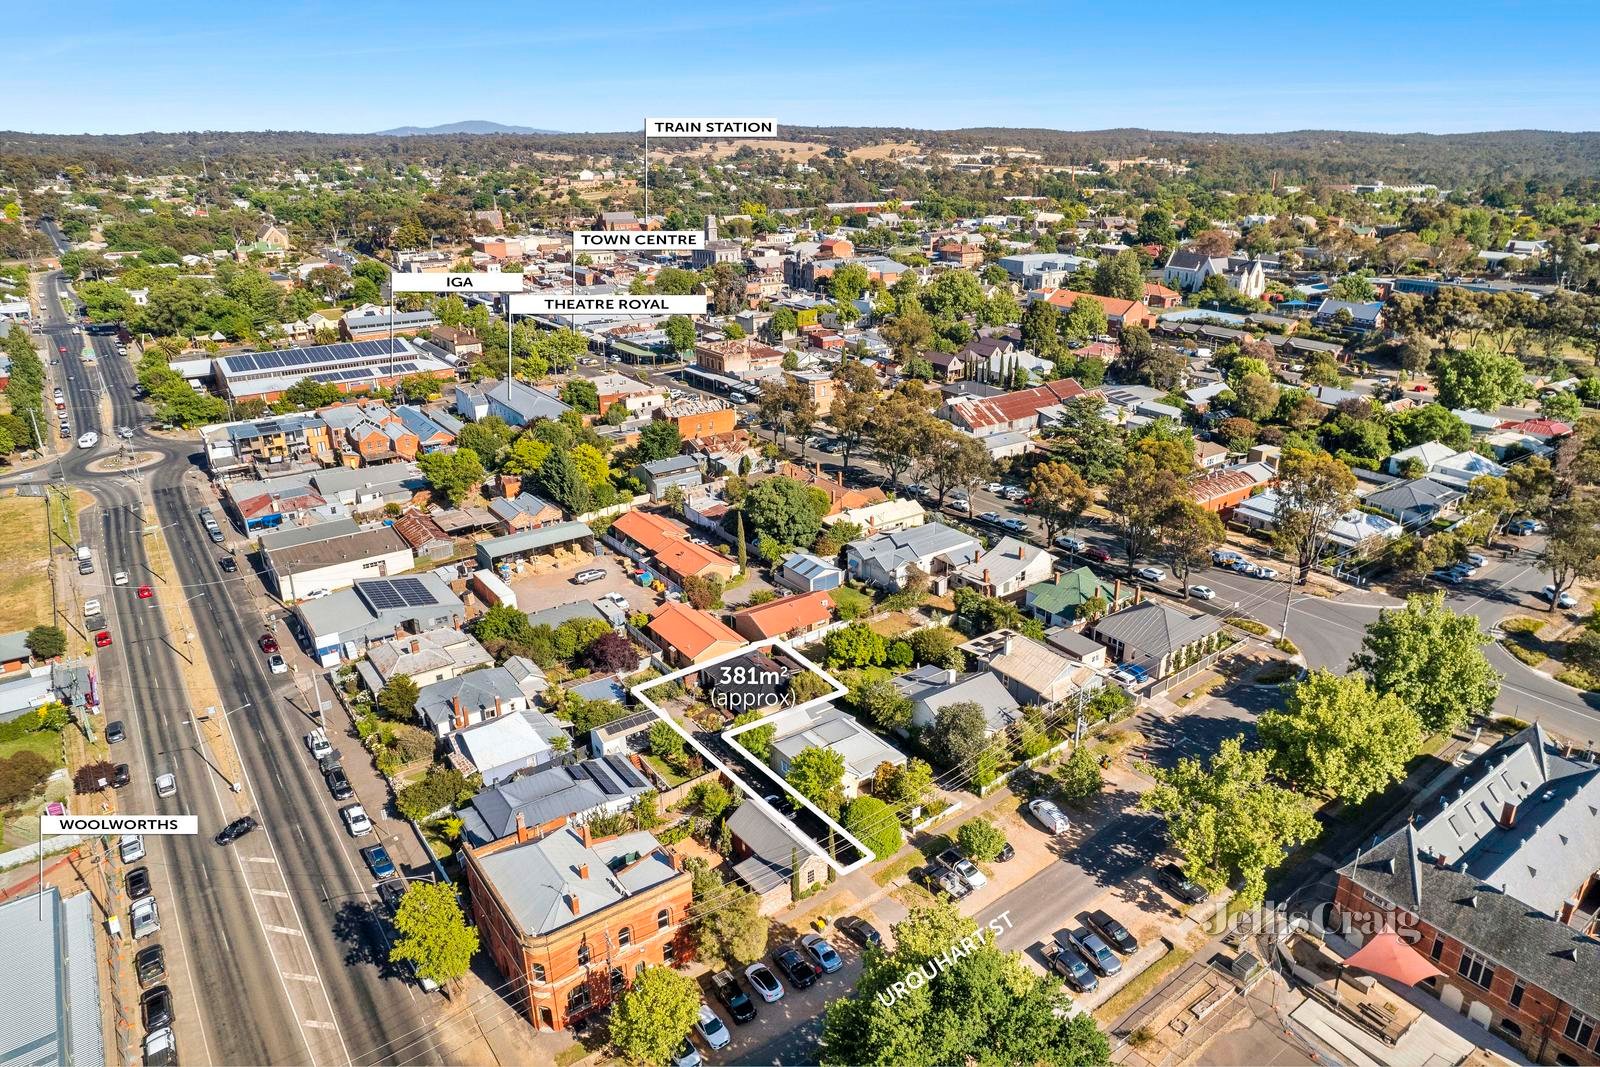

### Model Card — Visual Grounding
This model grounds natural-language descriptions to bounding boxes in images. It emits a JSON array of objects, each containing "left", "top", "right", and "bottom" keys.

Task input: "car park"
[
  {"left": 1043, "top": 938, "right": 1098, "bottom": 993},
  {"left": 836, "top": 915, "right": 882, "bottom": 948},
  {"left": 341, "top": 804, "right": 373, "bottom": 836},
  {"left": 325, "top": 767, "right": 354, "bottom": 800},
  {"left": 1134, "top": 565, "right": 1165, "bottom": 582},
  {"left": 141, "top": 985, "right": 174, "bottom": 1031},
  {"left": 360, "top": 844, "right": 396, "bottom": 879},
  {"left": 1189, "top": 585, "right": 1216, "bottom": 600},
  {"left": 1155, "top": 863, "right": 1208, "bottom": 904},
  {"left": 711, "top": 969, "right": 756, "bottom": 1023},
  {"left": 799, "top": 933, "right": 843, "bottom": 973},
  {"left": 126, "top": 866, "right": 152, "bottom": 899},
  {"left": 154, "top": 773, "right": 176, "bottom": 798},
  {"left": 135, "top": 944, "right": 166, "bottom": 988},
  {"left": 131, "top": 896, "right": 161, "bottom": 939},
  {"left": 1066, "top": 927, "right": 1121, "bottom": 976},
  {"left": 695, "top": 1003, "right": 731, "bottom": 1050},
  {"left": 743, "top": 962, "right": 784, "bottom": 1003},
  {"left": 1028, "top": 798, "right": 1071, "bottom": 834},
  {"left": 1088, "top": 909, "right": 1138, "bottom": 954},
  {"left": 107, "top": 720, "right": 126, "bottom": 744},
  {"left": 120, "top": 834, "right": 145, "bottom": 862},
  {"left": 214, "top": 816, "right": 257, "bottom": 846},
  {"left": 572, "top": 568, "right": 606, "bottom": 585},
  {"left": 1542, "top": 585, "right": 1579, "bottom": 609},
  {"left": 772, "top": 947, "right": 819, "bottom": 989}
]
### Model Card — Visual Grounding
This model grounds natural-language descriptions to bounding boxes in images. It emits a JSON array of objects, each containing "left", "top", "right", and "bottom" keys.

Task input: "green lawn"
[{"left": 0, "top": 494, "right": 52, "bottom": 633}]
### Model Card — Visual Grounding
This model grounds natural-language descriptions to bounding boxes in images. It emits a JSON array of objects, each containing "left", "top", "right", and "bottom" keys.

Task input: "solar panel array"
[
  {"left": 222, "top": 338, "right": 410, "bottom": 375},
  {"left": 308, "top": 362, "right": 419, "bottom": 384},
  {"left": 361, "top": 576, "right": 439, "bottom": 612}
]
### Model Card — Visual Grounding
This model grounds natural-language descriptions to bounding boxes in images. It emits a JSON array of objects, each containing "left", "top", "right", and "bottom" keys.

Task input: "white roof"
[{"left": 453, "top": 714, "right": 552, "bottom": 773}]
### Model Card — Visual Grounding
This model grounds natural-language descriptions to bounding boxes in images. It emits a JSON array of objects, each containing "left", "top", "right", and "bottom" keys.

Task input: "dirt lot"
[{"left": 505, "top": 551, "right": 660, "bottom": 618}]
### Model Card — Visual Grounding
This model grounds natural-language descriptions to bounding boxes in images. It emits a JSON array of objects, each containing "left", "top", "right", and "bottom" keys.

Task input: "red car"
[
  {"left": 95, "top": 630, "right": 112, "bottom": 648},
  {"left": 259, "top": 634, "right": 278, "bottom": 654},
  {"left": 136, "top": 585, "right": 154, "bottom": 599},
  {"left": 1082, "top": 546, "right": 1112, "bottom": 564}
]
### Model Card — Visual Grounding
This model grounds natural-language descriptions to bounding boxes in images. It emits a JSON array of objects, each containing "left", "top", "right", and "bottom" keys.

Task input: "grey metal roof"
[
  {"left": 474, "top": 522, "right": 593, "bottom": 564},
  {"left": 461, "top": 756, "right": 650, "bottom": 846},
  {"left": 473, "top": 826, "right": 680, "bottom": 936},
  {"left": 0, "top": 630, "right": 30, "bottom": 664},
  {"left": 1091, "top": 601, "right": 1220, "bottom": 661},
  {"left": 1364, "top": 478, "right": 1461, "bottom": 512},
  {"left": 894, "top": 665, "right": 1021, "bottom": 733},
  {"left": 727, "top": 802, "right": 818, "bottom": 873},
  {"left": 525, "top": 600, "right": 608, "bottom": 630},
  {"left": 0, "top": 887, "right": 102, "bottom": 1066},
  {"left": 417, "top": 667, "right": 527, "bottom": 730}
]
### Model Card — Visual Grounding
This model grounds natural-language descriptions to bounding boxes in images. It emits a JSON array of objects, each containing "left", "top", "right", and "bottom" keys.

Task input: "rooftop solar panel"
[{"left": 392, "top": 577, "right": 437, "bottom": 608}]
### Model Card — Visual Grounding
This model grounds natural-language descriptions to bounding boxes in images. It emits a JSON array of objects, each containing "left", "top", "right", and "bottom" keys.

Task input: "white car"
[
  {"left": 1028, "top": 798, "right": 1071, "bottom": 835},
  {"left": 1134, "top": 566, "right": 1165, "bottom": 582},
  {"left": 1056, "top": 535, "right": 1086, "bottom": 553},
  {"left": 695, "top": 1003, "right": 731, "bottom": 1050},
  {"left": 1251, "top": 566, "right": 1279, "bottom": 580},
  {"left": 83, "top": 598, "right": 102, "bottom": 618},
  {"left": 572, "top": 568, "right": 607, "bottom": 585},
  {"left": 946, "top": 855, "right": 987, "bottom": 891},
  {"left": 743, "top": 962, "right": 784, "bottom": 1003},
  {"left": 120, "top": 834, "right": 145, "bottom": 863},
  {"left": 131, "top": 896, "right": 160, "bottom": 939},
  {"left": 984, "top": 482, "right": 1007, "bottom": 495},
  {"left": 112, "top": 571, "right": 129, "bottom": 586},
  {"left": 118, "top": 426, "right": 134, "bottom": 439},
  {"left": 77, "top": 431, "right": 98, "bottom": 449},
  {"left": 301, "top": 588, "right": 330, "bottom": 600},
  {"left": 1541, "top": 585, "right": 1579, "bottom": 609},
  {"left": 267, "top": 654, "right": 287, "bottom": 675},
  {"left": 341, "top": 804, "right": 373, "bottom": 837},
  {"left": 1189, "top": 585, "right": 1216, "bottom": 600},
  {"left": 155, "top": 773, "right": 176, "bottom": 798}
]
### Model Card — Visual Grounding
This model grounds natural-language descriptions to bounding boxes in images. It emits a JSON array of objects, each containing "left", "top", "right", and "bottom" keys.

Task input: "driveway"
[{"left": 506, "top": 551, "right": 659, "bottom": 617}]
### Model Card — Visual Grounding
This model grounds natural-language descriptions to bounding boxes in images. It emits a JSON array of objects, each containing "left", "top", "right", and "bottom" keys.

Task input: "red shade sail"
[{"left": 1344, "top": 931, "right": 1444, "bottom": 987}]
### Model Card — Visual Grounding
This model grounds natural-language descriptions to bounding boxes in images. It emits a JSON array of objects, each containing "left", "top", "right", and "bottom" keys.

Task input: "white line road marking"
[
  {"left": 285, "top": 973, "right": 322, "bottom": 984},
  {"left": 265, "top": 923, "right": 305, "bottom": 936},
  {"left": 245, "top": 855, "right": 278, "bottom": 864},
  {"left": 253, "top": 888, "right": 291, "bottom": 898},
  {"left": 305, "top": 1020, "right": 339, "bottom": 1031}
]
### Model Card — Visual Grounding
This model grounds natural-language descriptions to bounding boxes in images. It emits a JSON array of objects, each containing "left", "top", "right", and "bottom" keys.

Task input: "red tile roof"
[
  {"left": 725, "top": 590, "right": 836, "bottom": 639},
  {"left": 1499, "top": 418, "right": 1572, "bottom": 439},
  {"left": 647, "top": 602, "right": 745, "bottom": 662},
  {"left": 610, "top": 508, "right": 690, "bottom": 554}
]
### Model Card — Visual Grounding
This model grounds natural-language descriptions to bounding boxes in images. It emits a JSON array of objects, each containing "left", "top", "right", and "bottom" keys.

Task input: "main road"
[{"left": 15, "top": 223, "right": 444, "bottom": 1065}]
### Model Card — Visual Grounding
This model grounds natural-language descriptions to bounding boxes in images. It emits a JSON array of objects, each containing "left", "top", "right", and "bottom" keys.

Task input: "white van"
[{"left": 120, "top": 834, "right": 145, "bottom": 863}]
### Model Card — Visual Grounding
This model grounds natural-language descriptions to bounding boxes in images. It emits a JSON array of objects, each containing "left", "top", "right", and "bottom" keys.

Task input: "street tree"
[
  {"left": 1159, "top": 499, "right": 1226, "bottom": 598},
  {"left": 1055, "top": 745, "right": 1104, "bottom": 801},
  {"left": 829, "top": 376, "right": 875, "bottom": 476},
  {"left": 843, "top": 795, "right": 904, "bottom": 860},
  {"left": 1461, "top": 475, "right": 1514, "bottom": 543},
  {"left": 1104, "top": 453, "right": 1182, "bottom": 569},
  {"left": 1541, "top": 498, "right": 1600, "bottom": 610},
  {"left": 1140, "top": 735, "right": 1319, "bottom": 906},
  {"left": 1351, "top": 592, "right": 1500, "bottom": 734},
  {"left": 664, "top": 314, "right": 696, "bottom": 354},
  {"left": 610, "top": 966, "right": 702, "bottom": 1067},
  {"left": 1433, "top": 345, "right": 1529, "bottom": 410},
  {"left": 1027, "top": 461, "right": 1093, "bottom": 544},
  {"left": 868, "top": 393, "right": 937, "bottom": 488},
  {"left": 915, "top": 423, "right": 990, "bottom": 509},
  {"left": 1272, "top": 448, "right": 1357, "bottom": 585},
  {"left": 389, "top": 881, "right": 479, "bottom": 991},
  {"left": 956, "top": 817, "right": 1008, "bottom": 862},
  {"left": 1259, "top": 670, "right": 1422, "bottom": 803}
]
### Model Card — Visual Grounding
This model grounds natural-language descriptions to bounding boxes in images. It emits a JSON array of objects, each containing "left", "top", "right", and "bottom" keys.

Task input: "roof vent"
[
  {"left": 1542, "top": 790, "right": 1556, "bottom": 802},
  {"left": 1556, "top": 947, "right": 1579, "bottom": 962},
  {"left": 1462, "top": 896, "right": 1477, "bottom": 908}
]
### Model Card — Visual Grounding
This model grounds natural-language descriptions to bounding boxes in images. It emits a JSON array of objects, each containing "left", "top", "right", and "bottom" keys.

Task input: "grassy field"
[{"left": 0, "top": 494, "right": 53, "bottom": 633}]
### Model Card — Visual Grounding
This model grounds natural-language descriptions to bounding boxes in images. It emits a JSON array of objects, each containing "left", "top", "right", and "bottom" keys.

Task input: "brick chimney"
[
  {"left": 1113, "top": 578, "right": 1122, "bottom": 604},
  {"left": 452, "top": 695, "right": 467, "bottom": 731},
  {"left": 983, "top": 567, "right": 992, "bottom": 589},
  {"left": 568, "top": 894, "right": 581, "bottom": 916},
  {"left": 515, "top": 811, "right": 531, "bottom": 844},
  {"left": 394, "top": 624, "right": 406, "bottom": 641},
  {"left": 493, "top": 696, "right": 503, "bottom": 719},
  {"left": 501, "top": 473, "right": 521, "bottom": 499},
  {"left": 577, "top": 863, "right": 590, "bottom": 880},
  {"left": 1559, "top": 898, "right": 1579, "bottom": 925},
  {"left": 1500, "top": 802, "right": 1517, "bottom": 828},
  {"left": 409, "top": 637, "right": 421, "bottom": 654},
  {"left": 1134, "top": 585, "right": 1143, "bottom": 605},
  {"left": 579, "top": 823, "right": 593, "bottom": 847}
]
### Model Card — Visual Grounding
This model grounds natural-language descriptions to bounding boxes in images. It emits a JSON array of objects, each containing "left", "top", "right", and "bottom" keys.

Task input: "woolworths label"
[
  {"left": 508, "top": 294, "right": 707, "bottom": 317},
  {"left": 42, "top": 814, "right": 199, "bottom": 835},
  {"left": 646, "top": 117, "right": 777, "bottom": 138},
  {"left": 573, "top": 230, "right": 706, "bottom": 251}
]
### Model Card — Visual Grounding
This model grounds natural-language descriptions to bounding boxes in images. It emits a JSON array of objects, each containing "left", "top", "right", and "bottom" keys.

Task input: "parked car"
[
  {"left": 1042, "top": 939, "right": 1098, "bottom": 994},
  {"left": 799, "top": 933, "right": 843, "bottom": 973},
  {"left": 1250, "top": 565, "right": 1279, "bottom": 580},
  {"left": 126, "top": 866, "right": 151, "bottom": 899},
  {"left": 1212, "top": 549, "right": 1245, "bottom": 567},
  {"left": 1055, "top": 535, "right": 1086, "bottom": 553},
  {"left": 1465, "top": 552, "right": 1487, "bottom": 568},
  {"left": 1541, "top": 585, "right": 1579, "bottom": 609},
  {"left": 106, "top": 720, "right": 126, "bottom": 744},
  {"left": 1066, "top": 927, "right": 1121, "bottom": 976},
  {"left": 135, "top": 944, "right": 165, "bottom": 988},
  {"left": 1188, "top": 585, "right": 1216, "bottom": 600},
  {"left": 341, "top": 804, "right": 373, "bottom": 836},
  {"left": 1431, "top": 567, "right": 1464, "bottom": 585},
  {"left": 670, "top": 1039, "right": 702, "bottom": 1067},
  {"left": 360, "top": 844, "right": 396, "bottom": 879},
  {"left": 214, "top": 816, "right": 257, "bottom": 846},
  {"left": 305, "top": 729, "right": 332, "bottom": 759},
  {"left": 836, "top": 915, "right": 882, "bottom": 948},
  {"left": 1000, "top": 517, "right": 1029, "bottom": 533},
  {"left": 120, "top": 834, "right": 145, "bottom": 863},
  {"left": 259, "top": 634, "right": 279, "bottom": 654},
  {"left": 1155, "top": 863, "right": 1208, "bottom": 905},
  {"left": 95, "top": 630, "right": 113, "bottom": 648},
  {"left": 1087, "top": 909, "right": 1138, "bottom": 954},
  {"left": 130, "top": 896, "right": 161, "bottom": 939},
  {"left": 324, "top": 767, "right": 353, "bottom": 800},
  {"left": 694, "top": 1003, "right": 731, "bottom": 1050},
  {"left": 1134, "top": 565, "right": 1165, "bottom": 582},
  {"left": 83, "top": 598, "right": 101, "bottom": 618},
  {"left": 772, "top": 947, "right": 819, "bottom": 989},
  {"left": 1028, "top": 798, "right": 1071, "bottom": 834},
  {"left": 937, "top": 848, "right": 988, "bottom": 891},
  {"left": 978, "top": 510, "right": 1003, "bottom": 524},
  {"left": 1082, "top": 546, "right": 1111, "bottom": 564},
  {"left": 112, "top": 763, "right": 131, "bottom": 788},
  {"left": 572, "top": 568, "right": 606, "bottom": 585},
  {"left": 933, "top": 864, "right": 971, "bottom": 898},
  {"left": 141, "top": 985, "right": 174, "bottom": 1031},
  {"left": 994, "top": 839, "right": 1016, "bottom": 862},
  {"left": 711, "top": 970, "right": 756, "bottom": 1023},
  {"left": 743, "top": 962, "right": 784, "bottom": 1003},
  {"left": 1507, "top": 518, "right": 1544, "bottom": 535},
  {"left": 218, "top": 556, "right": 238, "bottom": 573},
  {"left": 267, "top": 653, "right": 287, "bottom": 674}
]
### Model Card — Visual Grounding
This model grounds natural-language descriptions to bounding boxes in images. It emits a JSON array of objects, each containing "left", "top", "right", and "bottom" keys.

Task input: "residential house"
[
  {"left": 1387, "top": 441, "right": 1460, "bottom": 477},
  {"left": 825, "top": 497, "right": 925, "bottom": 535},
  {"left": 430, "top": 325, "right": 484, "bottom": 358},
  {"left": 1161, "top": 251, "right": 1268, "bottom": 299},
  {"left": 1363, "top": 478, "right": 1463, "bottom": 527},
  {"left": 1194, "top": 439, "right": 1231, "bottom": 469},
  {"left": 959, "top": 629, "right": 1097, "bottom": 707},
  {"left": 764, "top": 462, "right": 885, "bottom": 516},
  {"left": 416, "top": 665, "right": 537, "bottom": 739},
  {"left": 486, "top": 381, "right": 571, "bottom": 427},
  {"left": 769, "top": 703, "right": 906, "bottom": 799},
  {"left": 894, "top": 665, "right": 1021, "bottom": 735},
  {"left": 393, "top": 405, "right": 457, "bottom": 452},
  {"left": 1313, "top": 299, "right": 1384, "bottom": 333},
  {"left": 843, "top": 523, "right": 981, "bottom": 593},
  {"left": 358, "top": 627, "right": 493, "bottom": 691},
  {"left": 1024, "top": 567, "right": 1130, "bottom": 629},
  {"left": 725, "top": 802, "right": 831, "bottom": 914},
  {"left": 646, "top": 602, "right": 746, "bottom": 669},
  {"left": 1187, "top": 461, "right": 1277, "bottom": 517},
  {"left": 490, "top": 492, "right": 565, "bottom": 534},
  {"left": 631, "top": 456, "right": 703, "bottom": 500},
  {"left": 1232, "top": 492, "right": 1405, "bottom": 551},
  {"left": 1333, "top": 725, "right": 1600, "bottom": 1066},
  {"left": 954, "top": 536, "right": 1054, "bottom": 600},
  {"left": 651, "top": 539, "right": 739, "bottom": 588},
  {"left": 775, "top": 551, "right": 845, "bottom": 593},
  {"left": 1429, "top": 450, "right": 1507, "bottom": 490},
  {"left": 607, "top": 508, "right": 691, "bottom": 562},
  {"left": 391, "top": 508, "right": 453, "bottom": 560},
  {"left": 1087, "top": 601, "right": 1223, "bottom": 679},
  {"left": 452, "top": 714, "right": 557, "bottom": 784},
  {"left": 465, "top": 824, "right": 692, "bottom": 1032},
  {"left": 1498, "top": 417, "right": 1571, "bottom": 444},
  {"left": 1039, "top": 289, "right": 1157, "bottom": 332},
  {"left": 458, "top": 756, "right": 654, "bottom": 847},
  {"left": 725, "top": 590, "right": 836, "bottom": 643}
]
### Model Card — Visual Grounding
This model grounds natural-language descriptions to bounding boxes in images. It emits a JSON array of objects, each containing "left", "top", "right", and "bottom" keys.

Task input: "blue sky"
[{"left": 9, "top": 1, "right": 1600, "bottom": 135}]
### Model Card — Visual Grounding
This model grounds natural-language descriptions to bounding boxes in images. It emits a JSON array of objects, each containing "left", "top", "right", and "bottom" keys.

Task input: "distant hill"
[{"left": 373, "top": 120, "right": 559, "bottom": 136}]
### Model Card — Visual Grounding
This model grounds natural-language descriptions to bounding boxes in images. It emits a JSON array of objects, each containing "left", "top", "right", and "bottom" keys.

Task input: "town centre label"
[
  {"left": 646, "top": 118, "right": 778, "bottom": 137},
  {"left": 573, "top": 230, "right": 707, "bottom": 251},
  {"left": 508, "top": 294, "right": 708, "bottom": 317}
]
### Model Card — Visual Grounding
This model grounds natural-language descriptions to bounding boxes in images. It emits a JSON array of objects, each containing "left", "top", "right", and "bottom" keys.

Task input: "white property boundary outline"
[{"left": 628, "top": 636, "right": 878, "bottom": 877}]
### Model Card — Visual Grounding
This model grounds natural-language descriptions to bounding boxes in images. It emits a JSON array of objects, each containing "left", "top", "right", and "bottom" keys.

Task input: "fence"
[
  {"left": 0, "top": 833, "right": 83, "bottom": 872},
  {"left": 1147, "top": 647, "right": 1228, "bottom": 698}
]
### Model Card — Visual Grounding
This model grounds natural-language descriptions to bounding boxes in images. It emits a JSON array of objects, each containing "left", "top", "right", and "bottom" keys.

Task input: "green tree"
[
  {"left": 647, "top": 719, "right": 686, "bottom": 761},
  {"left": 1541, "top": 499, "right": 1600, "bottom": 611},
  {"left": 1062, "top": 295, "right": 1107, "bottom": 343},
  {"left": 609, "top": 966, "right": 702, "bottom": 1067},
  {"left": 829, "top": 263, "right": 871, "bottom": 303},
  {"left": 1140, "top": 736, "right": 1319, "bottom": 906},
  {"left": 1044, "top": 395, "right": 1126, "bottom": 485},
  {"left": 1104, "top": 453, "right": 1183, "bottom": 569},
  {"left": 820, "top": 899, "right": 1111, "bottom": 1067},
  {"left": 906, "top": 626, "right": 964, "bottom": 670},
  {"left": 851, "top": 677, "right": 913, "bottom": 732},
  {"left": 1273, "top": 448, "right": 1357, "bottom": 585},
  {"left": 824, "top": 622, "right": 887, "bottom": 669},
  {"left": 1028, "top": 461, "right": 1092, "bottom": 544},
  {"left": 843, "top": 795, "right": 904, "bottom": 859},
  {"left": 924, "top": 270, "right": 984, "bottom": 318},
  {"left": 1433, "top": 345, "right": 1529, "bottom": 410},
  {"left": 1020, "top": 298, "right": 1060, "bottom": 354},
  {"left": 739, "top": 475, "right": 824, "bottom": 551},
  {"left": 560, "top": 378, "right": 599, "bottom": 414},
  {"left": 786, "top": 746, "right": 847, "bottom": 817},
  {"left": 688, "top": 857, "right": 769, "bottom": 964},
  {"left": 376, "top": 675, "right": 420, "bottom": 721},
  {"left": 1160, "top": 499, "right": 1226, "bottom": 597},
  {"left": 664, "top": 314, "right": 696, "bottom": 354},
  {"left": 927, "top": 701, "right": 990, "bottom": 780},
  {"left": 956, "top": 817, "right": 1008, "bottom": 862},
  {"left": 1260, "top": 670, "right": 1422, "bottom": 803},
  {"left": 732, "top": 709, "right": 776, "bottom": 761},
  {"left": 389, "top": 881, "right": 479, "bottom": 989},
  {"left": 1054, "top": 745, "right": 1104, "bottom": 801},
  {"left": 1329, "top": 271, "right": 1377, "bottom": 302},
  {"left": 417, "top": 447, "right": 485, "bottom": 506},
  {"left": 636, "top": 419, "right": 682, "bottom": 462},
  {"left": 24, "top": 625, "right": 66, "bottom": 660},
  {"left": 536, "top": 448, "right": 591, "bottom": 515},
  {"left": 1351, "top": 593, "right": 1500, "bottom": 734},
  {"left": 1093, "top": 250, "right": 1145, "bottom": 301}
]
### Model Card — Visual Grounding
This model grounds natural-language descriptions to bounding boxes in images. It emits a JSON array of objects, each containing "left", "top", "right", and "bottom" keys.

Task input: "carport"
[{"left": 474, "top": 521, "right": 597, "bottom": 577}]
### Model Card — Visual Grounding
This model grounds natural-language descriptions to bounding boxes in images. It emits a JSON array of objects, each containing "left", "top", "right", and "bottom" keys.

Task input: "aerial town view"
[{"left": 2, "top": 3, "right": 1600, "bottom": 1066}]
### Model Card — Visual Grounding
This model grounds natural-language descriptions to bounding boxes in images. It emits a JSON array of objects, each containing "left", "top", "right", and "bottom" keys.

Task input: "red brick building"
[{"left": 465, "top": 822, "right": 693, "bottom": 1032}]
